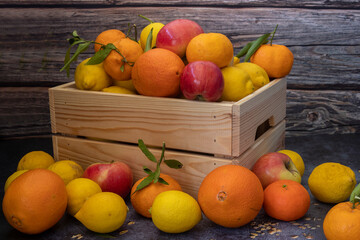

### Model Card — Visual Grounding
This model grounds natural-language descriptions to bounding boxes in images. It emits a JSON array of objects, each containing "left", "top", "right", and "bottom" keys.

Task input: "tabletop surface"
[{"left": 0, "top": 133, "right": 359, "bottom": 240}]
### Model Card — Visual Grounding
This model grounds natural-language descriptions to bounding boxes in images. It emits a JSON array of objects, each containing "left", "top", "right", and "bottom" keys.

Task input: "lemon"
[
  {"left": 17, "top": 151, "right": 55, "bottom": 170},
  {"left": 75, "top": 192, "right": 128, "bottom": 233},
  {"left": 66, "top": 178, "right": 102, "bottom": 216},
  {"left": 278, "top": 149, "right": 305, "bottom": 176},
  {"left": 234, "top": 62, "right": 270, "bottom": 90},
  {"left": 308, "top": 162, "right": 356, "bottom": 203},
  {"left": 220, "top": 66, "right": 255, "bottom": 101},
  {"left": 139, "top": 22, "right": 164, "bottom": 50},
  {"left": 112, "top": 79, "right": 137, "bottom": 92},
  {"left": 232, "top": 56, "right": 240, "bottom": 65},
  {"left": 150, "top": 190, "right": 202, "bottom": 233},
  {"left": 4, "top": 170, "right": 28, "bottom": 191},
  {"left": 48, "top": 160, "right": 84, "bottom": 185},
  {"left": 75, "top": 58, "right": 112, "bottom": 91},
  {"left": 102, "top": 86, "right": 136, "bottom": 95}
]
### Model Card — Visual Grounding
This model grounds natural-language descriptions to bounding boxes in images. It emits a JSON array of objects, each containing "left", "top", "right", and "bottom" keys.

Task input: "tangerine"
[
  {"left": 250, "top": 44, "right": 294, "bottom": 78},
  {"left": 131, "top": 48, "right": 185, "bottom": 97},
  {"left": 197, "top": 165, "right": 264, "bottom": 228},
  {"left": 186, "top": 33, "right": 234, "bottom": 68},
  {"left": 130, "top": 173, "right": 182, "bottom": 218},
  {"left": 94, "top": 29, "right": 126, "bottom": 52},
  {"left": 323, "top": 201, "right": 360, "bottom": 240},
  {"left": 2, "top": 169, "right": 67, "bottom": 234},
  {"left": 263, "top": 179, "right": 310, "bottom": 221},
  {"left": 103, "top": 37, "right": 143, "bottom": 81}
]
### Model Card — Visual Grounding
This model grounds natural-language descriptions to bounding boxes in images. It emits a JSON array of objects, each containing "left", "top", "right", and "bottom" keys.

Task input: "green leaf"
[
  {"left": 350, "top": 183, "right": 360, "bottom": 204},
  {"left": 144, "top": 28, "right": 153, "bottom": 52},
  {"left": 60, "top": 42, "right": 90, "bottom": 73},
  {"left": 143, "top": 166, "right": 153, "bottom": 175},
  {"left": 86, "top": 46, "right": 112, "bottom": 65},
  {"left": 235, "top": 42, "right": 252, "bottom": 58},
  {"left": 157, "top": 177, "right": 169, "bottom": 185},
  {"left": 133, "top": 173, "right": 155, "bottom": 194},
  {"left": 138, "top": 139, "right": 157, "bottom": 163},
  {"left": 164, "top": 159, "right": 183, "bottom": 169},
  {"left": 244, "top": 33, "right": 270, "bottom": 62}
]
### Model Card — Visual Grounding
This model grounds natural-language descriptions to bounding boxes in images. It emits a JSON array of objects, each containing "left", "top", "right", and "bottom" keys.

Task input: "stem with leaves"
[
  {"left": 132, "top": 139, "right": 183, "bottom": 194},
  {"left": 350, "top": 183, "right": 360, "bottom": 209}
]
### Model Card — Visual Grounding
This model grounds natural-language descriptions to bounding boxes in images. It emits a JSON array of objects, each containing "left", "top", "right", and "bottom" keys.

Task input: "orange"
[
  {"left": 131, "top": 48, "right": 185, "bottom": 97},
  {"left": 250, "top": 44, "right": 294, "bottom": 78},
  {"left": 186, "top": 33, "right": 234, "bottom": 68},
  {"left": 2, "top": 169, "right": 67, "bottom": 234},
  {"left": 130, "top": 173, "right": 182, "bottom": 218},
  {"left": 103, "top": 37, "right": 143, "bottom": 81},
  {"left": 197, "top": 165, "right": 264, "bottom": 228},
  {"left": 94, "top": 29, "right": 126, "bottom": 52},
  {"left": 263, "top": 180, "right": 310, "bottom": 221},
  {"left": 323, "top": 202, "right": 360, "bottom": 240}
]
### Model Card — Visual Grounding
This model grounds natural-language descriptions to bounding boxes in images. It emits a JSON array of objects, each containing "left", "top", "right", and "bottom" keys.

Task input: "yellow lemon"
[
  {"left": 278, "top": 149, "right": 305, "bottom": 176},
  {"left": 150, "top": 190, "right": 202, "bottom": 233},
  {"left": 75, "top": 58, "right": 112, "bottom": 91},
  {"left": 66, "top": 178, "right": 102, "bottom": 216},
  {"left": 102, "top": 86, "right": 136, "bottom": 95},
  {"left": 234, "top": 62, "right": 270, "bottom": 90},
  {"left": 308, "top": 162, "right": 356, "bottom": 203},
  {"left": 112, "top": 79, "right": 137, "bottom": 92},
  {"left": 4, "top": 170, "right": 28, "bottom": 191},
  {"left": 220, "top": 66, "right": 255, "bottom": 101},
  {"left": 75, "top": 192, "right": 128, "bottom": 233},
  {"left": 232, "top": 56, "right": 240, "bottom": 65},
  {"left": 48, "top": 160, "right": 84, "bottom": 185},
  {"left": 17, "top": 151, "right": 55, "bottom": 170},
  {"left": 139, "top": 22, "right": 164, "bottom": 50}
]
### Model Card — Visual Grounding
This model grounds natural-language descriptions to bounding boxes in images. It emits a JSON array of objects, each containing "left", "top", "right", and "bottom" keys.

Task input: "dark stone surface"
[{"left": 0, "top": 134, "right": 359, "bottom": 240}]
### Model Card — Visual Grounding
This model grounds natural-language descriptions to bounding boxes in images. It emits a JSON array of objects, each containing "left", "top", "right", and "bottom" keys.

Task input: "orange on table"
[
  {"left": 197, "top": 165, "right": 264, "bottom": 228},
  {"left": 250, "top": 44, "right": 294, "bottom": 78},
  {"left": 2, "top": 169, "right": 67, "bottom": 234},
  {"left": 323, "top": 201, "right": 360, "bottom": 240},
  {"left": 130, "top": 173, "right": 182, "bottom": 218},
  {"left": 186, "top": 32, "right": 234, "bottom": 68},
  {"left": 103, "top": 37, "right": 143, "bottom": 81},
  {"left": 263, "top": 179, "right": 310, "bottom": 221},
  {"left": 131, "top": 48, "right": 185, "bottom": 97},
  {"left": 94, "top": 29, "right": 126, "bottom": 52}
]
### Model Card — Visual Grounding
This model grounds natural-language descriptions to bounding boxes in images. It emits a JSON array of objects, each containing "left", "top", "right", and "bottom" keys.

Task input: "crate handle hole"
[{"left": 255, "top": 117, "right": 274, "bottom": 140}]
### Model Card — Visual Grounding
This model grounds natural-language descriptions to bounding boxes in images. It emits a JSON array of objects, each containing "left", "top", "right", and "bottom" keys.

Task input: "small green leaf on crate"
[{"left": 164, "top": 159, "right": 183, "bottom": 169}]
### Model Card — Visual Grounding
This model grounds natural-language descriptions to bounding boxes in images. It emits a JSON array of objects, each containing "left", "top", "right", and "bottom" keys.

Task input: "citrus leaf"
[
  {"left": 244, "top": 33, "right": 270, "bottom": 62},
  {"left": 60, "top": 42, "right": 90, "bottom": 73},
  {"left": 158, "top": 177, "right": 169, "bottom": 185},
  {"left": 133, "top": 173, "right": 155, "bottom": 194},
  {"left": 86, "top": 46, "right": 112, "bottom": 65},
  {"left": 144, "top": 27, "right": 153, "bottom": 52},
  {"left": 164, "top": 159, "right": 183, "bottom": 169},
  {"left": 138, "top": 139, "right": 157, "bottom": 163},
  {"left": 143, "top": 166, "right": 153, "bottom": 175},
  {"left": 350, "top": 183, "right": 360, "bottom": 204},
  {"left": 235, "top": 42, "right": 252, "bottom": 58}
]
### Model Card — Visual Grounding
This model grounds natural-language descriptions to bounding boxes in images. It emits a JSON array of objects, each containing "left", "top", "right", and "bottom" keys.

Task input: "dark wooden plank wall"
[{"left": 0, "top": 0, "right": 359, "bottom": 138}]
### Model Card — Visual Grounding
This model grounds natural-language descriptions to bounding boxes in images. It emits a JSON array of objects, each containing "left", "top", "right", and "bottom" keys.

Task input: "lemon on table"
[
  {"left": 308, "top": 162, "right": 356, "bottom": 203},
  {"left": 75, "top": 58, "right": 112, "bottom": 91},
  {"left": 48, "top": 160, "right": 84, "bottom": 185},
  {"left": 102, "top": 86, "right": 136, "bottom": 95},
  {"left": 278, "top": 149, "right": 305, "bottom": 176},
  {"left": 150, "top": 190, "right": 202, "bottom": 233},
  {"left": 234, "top": 62, "right": 270, "bottom": 90},
  {"left": 17, "top": 151, "right": 55, "bottom": 170},
  {"left": 4, "top": 170, "right": 28, "bottom": 191},
  {"left": 220, "top": 66, "right": 255, "bottom": 101},
  {"left": 139, "top": 22, "right": 164, "bottom": 50},
  {"left": 66, "top": 178, "right": 102, "bottom": 216},
  {"left": 75, "top": 192, "right": 128, "bottom": 233}
]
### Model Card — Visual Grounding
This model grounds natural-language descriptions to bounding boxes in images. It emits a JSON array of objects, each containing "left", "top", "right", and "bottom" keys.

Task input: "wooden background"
[{"left": 0, "top": 0, "right": 359, "bottom": 138}]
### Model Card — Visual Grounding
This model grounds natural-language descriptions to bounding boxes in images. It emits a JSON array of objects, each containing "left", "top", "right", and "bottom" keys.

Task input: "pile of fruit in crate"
[
  {"left": 60, "top": 16, "right": 294, "bottom": 102},
  {"left": 3, "top": 139, "right": 360, "bottom": 239}
]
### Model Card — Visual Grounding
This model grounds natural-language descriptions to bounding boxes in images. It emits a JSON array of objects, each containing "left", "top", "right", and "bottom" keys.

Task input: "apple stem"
[{"left": 139, "top": 14, "right": 154, "bottom": 23}]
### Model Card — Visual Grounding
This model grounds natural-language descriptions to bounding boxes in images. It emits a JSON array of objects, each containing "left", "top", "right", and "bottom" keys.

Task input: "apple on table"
[
  {"left": 180, "top": 61, "right": 224, "bottom": 102},
  {"left": 83, "top": 161, "right": 133, "bottom": 198},
  {"left": 156, "top": 19, "right": 204, "bottom": 58},
  {"left": 251, "top": 152, "right": 301, "bottom": 189}
]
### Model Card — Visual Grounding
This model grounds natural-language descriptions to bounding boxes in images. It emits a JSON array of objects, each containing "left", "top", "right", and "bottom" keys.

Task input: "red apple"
[
  {"left": 251, "top": 152, "right": 301, "bottom": 189},
  {"left": 180, "top": 61, "right": 224, "bottom": 101},
  {"left": 83, "top": 161, "right": 133, "bottom": 198},
  {"left": 156, "top": 19, "right": 204, "bottom": 58}
]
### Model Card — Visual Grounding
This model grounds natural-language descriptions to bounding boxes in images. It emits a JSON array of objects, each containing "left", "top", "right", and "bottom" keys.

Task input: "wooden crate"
[{"left": 49, "top": 78, "right": 287, "bottom": 197}]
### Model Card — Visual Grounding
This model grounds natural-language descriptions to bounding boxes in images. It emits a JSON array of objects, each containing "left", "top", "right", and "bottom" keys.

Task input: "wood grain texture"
[{"left": 0, "top": 1, "right": 359, "bottom": 138}]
